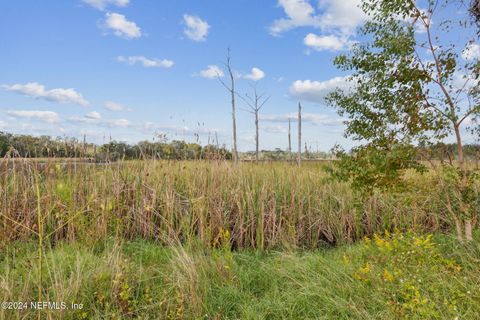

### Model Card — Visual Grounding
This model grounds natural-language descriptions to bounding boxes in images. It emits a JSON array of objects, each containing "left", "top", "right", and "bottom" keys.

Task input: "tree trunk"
[
  {"left": 453, "top": 123, "right": 465, "bottom": 170},
  {"left": 454, "top": 216, "right": 464, "bottom": 242},
  {"left": 224, "top": 49, "right": 238, "bottom": 165},
  {"left": 297, "top": 103, "right": 302, "bottom": 166},
  {"left": 453, "top": 123, "right": 475, "bottom": 242},
  {"left": 465, "top": 219, "right": 473, "bottom": 241},
  {"left": 255, "top": 110, "right": 259, "bottom": 163}
]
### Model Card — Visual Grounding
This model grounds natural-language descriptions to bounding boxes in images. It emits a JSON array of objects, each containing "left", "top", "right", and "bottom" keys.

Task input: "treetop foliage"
[{"left": 327, "top": 0, "right": 480, "bottom": 193}]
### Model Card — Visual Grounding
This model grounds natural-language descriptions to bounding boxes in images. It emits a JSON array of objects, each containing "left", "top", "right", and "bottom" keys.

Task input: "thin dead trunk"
[
  {"left": 230, "top": 67, "right": 238, "bottom": 164},
  {"left": 255, "top": 110, "right": 259, "bottom": 163},
  {"left": 239, "top": 84, "right": 269, "bottom": 164},
  {"left": 297, "top": 102, "right": 302, "bottom": 166},
  {"left": 218, "top": 49, "right": 238, "bottom": 164}
]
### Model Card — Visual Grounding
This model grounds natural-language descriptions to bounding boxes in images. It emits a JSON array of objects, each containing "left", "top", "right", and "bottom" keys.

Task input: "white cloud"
[
  {"left": 270, "top": 0, "right": 366, "bottom": 52},
  {"left": 462, "top": 43, "right": 480, "bottom": 61},
  {"left": 317, "top": 0, "right": 366, "bottom": 35},
  {"left": 199, "top": 65, "right": 224, "bottom": 79},
  {"left": 244, "top": 67, "right": 266, "bottom": 81},
  {"left": 289, "top": 76, "right": 352, "bottom": 103},
  {"left": 183, "top": 14, "right": 210, "bottom": 42},
  {"left": 262, "top": 124, "right": 287, "bottom": 134},
  {"left": 1, "top": 82, "right": 89, "bottom": 106},
  {"left": 104, "top": 12, "right": 141, "bottom": 39},
  {"left": 82, "top": 0, "right": 129, "bottom": 10},
  {"left": 304, "top": 33, "right": 352, "bottom": 51},
  {"left": 117, "top": 56, "right": 174, "bottom": 68},
  {"left": 270, "top": 0, "right": 366, "bottom": 35},
  {"left": 104, "top": 101, "right": 128, "bottom": 111},
  {"left": 451, "top": 71, "right": 479, "bottom": 91},
  {"left": 269, "top": 0, "right": 319, "bottom": 35},
  {"left": 68, "top": 116, "right": 98, "bottom": 124},
  {"left": 68, "top": 113, "right": 132, "bottom": 128},
  {"left": 105, "top": 118, "right": 131, "bottom": 127},
  {"left": 7, "top": 110, "right": 61, "bottom": 123},
  {"left": 261, "top": 112, "right": 342, "bottom": 126},
  {"left": 0, "top": 121, "right": 8, "bottom": 129},
  {"left": 85, "top": 111, "right": 102, "bottom": 120},
  {"left": 142, "top": 122, "right": 220, "bottom": 136}
]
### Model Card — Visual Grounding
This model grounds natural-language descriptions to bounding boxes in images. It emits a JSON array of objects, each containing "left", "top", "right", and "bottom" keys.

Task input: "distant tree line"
[
  {"left": 417, "top": 142, "right": 480, "bottom": 162},
  {"left": 0, "top": 132, "right": 231, "bottom": 161},
  {"left": 1, "top": 131, "right": 477, "bottom": 162},
  {"left": 242, "top": 149, "right": 333, "bottom": 161}
]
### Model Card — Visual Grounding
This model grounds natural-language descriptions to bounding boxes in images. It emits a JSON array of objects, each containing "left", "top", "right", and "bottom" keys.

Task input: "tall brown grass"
[{"left": 0, "top": 159, "right": 450, "bottom": 249}]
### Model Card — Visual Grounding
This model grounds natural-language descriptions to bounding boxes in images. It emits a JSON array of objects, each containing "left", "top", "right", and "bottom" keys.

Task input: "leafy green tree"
[
  {"left": 0, "top": 132, "right": 12, "bottom": 156},
  {"left": 327, "top": 0, "right": 479, "bottom": 241}
]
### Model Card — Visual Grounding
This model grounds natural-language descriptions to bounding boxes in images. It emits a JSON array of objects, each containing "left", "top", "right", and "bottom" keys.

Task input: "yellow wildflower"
[{"left": 383, "top": 269, "right": 395, "bottom": 282}]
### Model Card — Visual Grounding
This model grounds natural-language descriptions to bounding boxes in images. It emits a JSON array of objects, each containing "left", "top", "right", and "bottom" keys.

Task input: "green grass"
[
  {"left": 1, "top": 231, "right": 479, "bottom": 319},
  {"left": 0, "top": 160, "right": 478, "bottom": 319}
]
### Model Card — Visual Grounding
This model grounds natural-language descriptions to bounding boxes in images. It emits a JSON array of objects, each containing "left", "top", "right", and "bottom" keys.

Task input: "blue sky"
[{"left": 0, "top": 0, "right": 477, "bottom": 151}]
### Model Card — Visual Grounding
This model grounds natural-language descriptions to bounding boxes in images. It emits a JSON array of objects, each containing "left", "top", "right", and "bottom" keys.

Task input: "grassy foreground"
[
  {"left": 1, "top": 231, "right": 479, "bottom": 319},
  {"left": 1, "top": 160, "right": 478, "bottom": 319}
]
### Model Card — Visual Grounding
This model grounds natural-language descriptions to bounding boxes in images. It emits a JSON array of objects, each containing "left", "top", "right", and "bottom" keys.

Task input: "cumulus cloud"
[
  {"left": 303, "top": 33, "right": 352, "bottom": 51},
  {"left": 289, "top": 76, "right": 352, "bottom": 103},
  {"left": 199, "top": 65, "right": 224, "bottom": 79},
  {"left": 7, "top": 110, "right": 61, "bottom": 123},
  {"left": 244, "top": 67, "right": 266, "bottom": 81},
  {"left": 104, "top": 12, "right": 141, "bottom": 39},
  {"left": 462, "top": 43, "right": 480, "bottom": 61},
  {"left": 269, "top": 0, "right": 320, "bottom": 35},
  {"left": 104, "top": 101, "right": 129, "bottom": 111},
  {"left": 270, "top": 0, "right": 366, "bottom": 35},
  {"left": 117, "top": 56, "right": 174, "bottom": 68},
  {"left": 1, "top": 82, "right": 89, "bottom": 106},
  {"left": 183, "top": 14, "right": 210, "bottom": 42},
  {"left": 269, "top": 0, "right": 366, "bottom": 51},
  {"left": 317, "top": 0, "right": 366, "bottom": 35},
  {"left": 82, "top": 0, "right": 129, "bottom": 10},
  {"left": 85, "top": 111, "right": 102, "bottom": 120},
  {"left": 261, "top": 112, "right": 342, "bottom": 126}
]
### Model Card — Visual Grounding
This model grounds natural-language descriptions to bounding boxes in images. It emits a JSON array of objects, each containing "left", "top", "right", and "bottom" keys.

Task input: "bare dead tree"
[
  {"left": 218, "top": 48, "right": 239, "bottom": 164},
  {"left": 297, "top": 102, "right": 302, "bottom": 166},
  {"left": 239, "top": 84, "right": 270, "bottom": 163}
]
